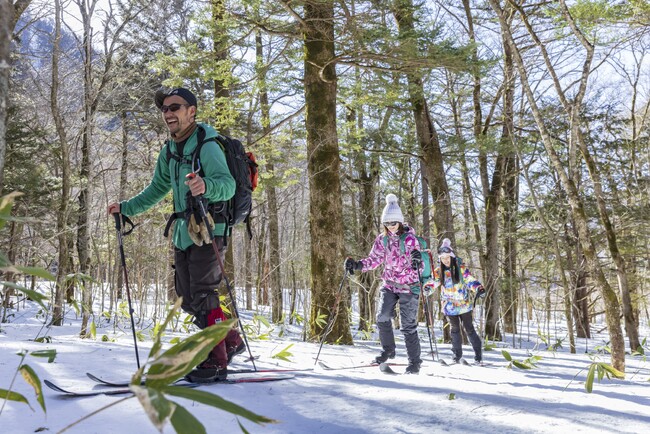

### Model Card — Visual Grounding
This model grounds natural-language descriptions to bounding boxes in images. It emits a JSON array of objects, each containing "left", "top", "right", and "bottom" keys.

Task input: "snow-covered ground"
[{"left": 1, "top": 298, "right": 649, "bottom": 434}]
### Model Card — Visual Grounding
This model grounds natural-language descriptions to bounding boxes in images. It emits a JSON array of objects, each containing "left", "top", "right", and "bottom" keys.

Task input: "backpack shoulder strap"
[
  {"left": 164, "top": 140, "right": 175, "bottom": 162},
  {"left": 191, "top": 125, "right": 215, "bottom": 176},
  {"left": 399, "top": 232, "right": 411, "bottom": 254}
]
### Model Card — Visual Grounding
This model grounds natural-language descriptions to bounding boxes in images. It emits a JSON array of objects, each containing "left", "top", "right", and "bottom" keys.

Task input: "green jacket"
[{"left": 120, "top": 123, "right": 235, "bottom": 250}]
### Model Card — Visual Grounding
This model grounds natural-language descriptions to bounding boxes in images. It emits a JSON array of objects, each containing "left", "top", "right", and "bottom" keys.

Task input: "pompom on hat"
[
  {"left": 380, "top": 193, "right": 404, "bottom": 224},
  {"left": 438, "top": 238, "right": 456, "bottom": 257}
]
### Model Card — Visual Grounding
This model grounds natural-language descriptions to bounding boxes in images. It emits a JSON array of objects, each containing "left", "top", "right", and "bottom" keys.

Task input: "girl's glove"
[
  {"left": 344, "top": 257, "right": 363, "bottom": 274},
  {"left": 410, "top": 250, "right": 422, "bottom": 270}
]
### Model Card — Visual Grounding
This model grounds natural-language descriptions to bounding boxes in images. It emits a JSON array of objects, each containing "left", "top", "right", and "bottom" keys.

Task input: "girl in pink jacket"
[{"left": 345, "top": 194, "right": 423, "bottom": 374}]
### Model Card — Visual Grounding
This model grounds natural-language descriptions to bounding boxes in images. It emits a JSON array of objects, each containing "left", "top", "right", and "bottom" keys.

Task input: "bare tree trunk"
[
  {"left": 501, "top": 155, "right": 518, "bottom": 335},
  {"left": 51, "top": 0, "right": 72, "bottom": 326},
  {"left": 461, "top": 0, "right": 485, "bottom": 273},
  {"left": 211, "top": 0, "right": 236, "bottom": 300},
  {"left": 489, "top": 0, "right": 625, "bottom": 371},
  {"left": 255, "top": 210, "right": 267, "bottom": 306},
  {"left": 390, "top": 0, "right": 454, "bottom": 242},
  {"left": 289, "top": 192, "right": 301, "bottom": 322},
  {"left": 483, "top": 12, "right": 516, "bottom": 341},
  {"left": 2, "top": 218, "right": 20, "bottom": 308},
  {"left": 520, "top": 154, "right": 576, "bottom": 353},
  {"left": 566, "top": 224, "right": 590, "bottom": 340},
  {"left": 349, "top": 108, "right": 380, "bottom": 332},
  {"left": 559, "top": 0, "right": 638, "bottom": 352},
  {"left": 77, "top": 0, "right": 98, "bottom": 337},
  {"left": 116, "top": 110, "right": 129, "bottom": 300},
  {"left": 244, "top": 222, "right": 253, "bottom": 310},
  {"left": 303, "top": 0, "right": 351, "bottom": 345},
  {"left": 0, "top": 0, "right": 9, "bottom": 193},
  {"left": 256, "top": 31, "right": 283, "bottom": 323}
]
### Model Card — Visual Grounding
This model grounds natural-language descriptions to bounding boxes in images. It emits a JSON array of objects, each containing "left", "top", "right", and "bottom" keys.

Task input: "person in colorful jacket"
[
  {"left": 424, "top": 238, "right": 485, "bottom": 364},
  {"left": 108, "top": 87, "right": 244, "bottom": 381},
  {"left": 345, "top": 194, "right": 423, "bottom": 374}
]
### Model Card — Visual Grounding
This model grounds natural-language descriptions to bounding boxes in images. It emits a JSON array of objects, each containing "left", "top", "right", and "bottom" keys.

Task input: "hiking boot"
[
  {"left": 227, "top": 342, "right": 246, "bottom": 363},
  {"left": 186, "top": 366, "right": 227, "bottom": 383},
  {"left": 189, "top": 358, "right": 228, "bottom": 383},
  {"left": 374, "top": 350, "right": 396, "bottom": 364},
  {"left": 405, "top": 359, "right": 422, "bottom": 375}
]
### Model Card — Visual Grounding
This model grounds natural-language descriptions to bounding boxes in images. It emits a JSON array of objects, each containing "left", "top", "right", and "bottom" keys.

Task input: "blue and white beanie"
[{"left": 381, "top": 194, "right": 404, "bottom": 224}]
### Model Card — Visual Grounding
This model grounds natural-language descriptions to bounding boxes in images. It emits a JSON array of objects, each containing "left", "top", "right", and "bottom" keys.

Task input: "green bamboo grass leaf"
[
  {"left": 272, "top": 344, "right": 294, "bottom": 362},
  {"left": 600, "top": 363, "right": 625, "bottom": 379},
  {"left": 597, "top": 364, "right": 606, "bottom": 381},
  {"left": 585, "top": 364, "right": 596, "bottom": 393},
  {"left": 169, "top": 404, "right": 206, "bottom": 434},
  {"left": 254, "top": 314, "right": 271, "bottom": 328},
  {"left": 501, "top": 350, "right": 513, "bottom": 361},
  {"left": 0, "top": 283, "right": 47, "bottom": 309},
  {"left": 237, "top": 419, "right": 252, "bottom": 434},
  {"left": 132, "top": 385, "right": 175, "bottom": 432},
  {"left": 149, "top": 298, "right": 184, "bottom": 360},
  {"left": 162, "top": 385, "right": 275, "bottom": 425},
  {"left": 0, "top": 192, "right": 22, "bottom": 230},
  {"left": 512, "top": 360, "right": 532, "bottom": 369},
  {"left": 0, "top": 388, "right": 32, "bottom": 410},
  {"left": 145, "top": 319, "right": 235, "bottom": 388},
  {"left": 29, "top": 349, "right": 56, "bottom": 363},
  {"left": 18, "top": 365, "right": 45, "bottom": 413},
  {"left": 14, "top": 266, "right": 55, "bottom": 281}
]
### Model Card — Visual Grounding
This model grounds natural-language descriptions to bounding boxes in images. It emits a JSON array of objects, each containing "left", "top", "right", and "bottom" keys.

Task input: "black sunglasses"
[
  {"left": 384, "top": 221, "right": 400, "bottom": 226},
  {"left": 160, "top": 103, "right": 189, "bottom": 113}
]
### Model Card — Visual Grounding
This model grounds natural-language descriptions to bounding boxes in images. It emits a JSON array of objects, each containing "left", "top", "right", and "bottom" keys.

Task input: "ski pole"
[
  {"left": 113, "top": 213, "right": 141, "bottom": 369},
  {"left": 314, "top": 270, "right": 350, "bottom": 365},
  {"left": 416, "top": 258, "right": 438, "bottom": 362},
  {"left": 187, "top": 173, "right": 257, "bottom": 371}
]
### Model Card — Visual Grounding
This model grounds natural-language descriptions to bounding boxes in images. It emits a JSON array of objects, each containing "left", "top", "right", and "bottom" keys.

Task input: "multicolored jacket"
[
  {"left": 359, "top": 227, "right": 422, "bottom": 294},
  {"left": 120, "top": 123, "right": 235, "bottom": 250},
  {"left": 424, "top": 261, "right": 482, "bottom": 316}
]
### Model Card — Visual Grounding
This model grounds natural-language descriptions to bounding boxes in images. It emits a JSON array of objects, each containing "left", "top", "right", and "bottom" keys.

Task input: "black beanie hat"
[{"left": 154, "top": 87, "right": 198, "bottom": 109}]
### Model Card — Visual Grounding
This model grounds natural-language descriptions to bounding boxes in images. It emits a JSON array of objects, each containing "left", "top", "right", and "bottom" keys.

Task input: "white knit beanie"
[
  {"left": 380, "top": 194, "right": 404, "bottom": 224},
  {"left": 438, "top": 238, "right": 456, "bottom": 257}
]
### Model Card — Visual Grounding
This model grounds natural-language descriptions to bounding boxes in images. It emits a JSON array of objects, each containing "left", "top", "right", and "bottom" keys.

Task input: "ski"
[
  {"left": 378, "top": 363, "right": 422, "bottom": 375},
  {"left": 439, "top": 358, "right": 470, "bottom": 367},
  {"left": 87, "top": 367, "right": 312, "bottom": 388},
  {"left": 223, "top": 367, "right": 313, "bottom": 374},
  {"left": 44, "top": 379, "right": 137, "bottom": 397},
  {"left": 317, "top": 361, "right": 408, "bottom": 371},
  {"left": 45, "top": 375, "right": 294, "bottom": 397},
  {"left": 86, "top": 372, "right": 144, "bottom": 387},
  {"left": 378, "top": 363, "right": 400, "bottom": 375}
]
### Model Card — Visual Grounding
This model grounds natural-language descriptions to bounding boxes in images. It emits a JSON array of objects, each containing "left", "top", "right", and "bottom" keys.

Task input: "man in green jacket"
[{"left": 108, "top": 88, "right": 244, "bottom": 380}]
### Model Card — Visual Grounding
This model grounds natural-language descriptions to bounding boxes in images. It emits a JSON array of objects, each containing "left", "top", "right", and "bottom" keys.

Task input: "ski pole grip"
[
  {"left": 114, "top": 213, "right": 136, "bottom": 235},
  {"left": 113, "top": 212, "right": 122, "bottom": 231}
]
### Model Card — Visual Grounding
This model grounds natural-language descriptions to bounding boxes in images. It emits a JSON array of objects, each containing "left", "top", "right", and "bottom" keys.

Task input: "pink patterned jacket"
[{"left": 359, "top": 227, "right": 422, "bottom": 294}]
